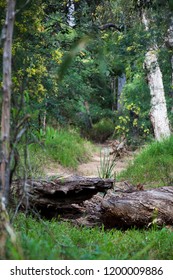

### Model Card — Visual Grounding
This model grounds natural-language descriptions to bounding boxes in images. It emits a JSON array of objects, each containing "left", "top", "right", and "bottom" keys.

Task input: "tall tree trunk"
[
  {"left": 165, "top": 16, "right": 173, "bottom": 114},
  {"left": 111, "top": 74, "right": 126, "bottom": 111},
  {"left": 0, "top": 0, "right": 16, "bottom": 256},
  {"left": 117, "top": 73, "right": 126, "bottom": 111},
  {"left": 0, "top": 0, "right": 15, "bottom": 204},
  {"left": 142, "top": 10, "right": 171, "bottom": 141},
  {"left": 67, "top": 0, "right": 75, "bottom": 27}
]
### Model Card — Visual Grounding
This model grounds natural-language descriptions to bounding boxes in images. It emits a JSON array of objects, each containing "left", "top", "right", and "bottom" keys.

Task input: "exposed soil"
[
  {"left": 42, "top": 144, "right": 136, "bottom": 226},
  {"left": 44, "top": 144, "right": 134, "bottom": 178}
]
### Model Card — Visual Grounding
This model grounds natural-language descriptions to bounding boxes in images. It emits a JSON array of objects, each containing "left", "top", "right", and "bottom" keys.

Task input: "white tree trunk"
[
  {"left": 142, "top": 10, "right": 171, "bottom": 141},
  {"left": 111, "top": 74, "right": 126, "bottom": 111},
  {"left": 144, "top": 49, "right": 171, "bottom": 140},
  {"left": 67, "top": 0, "right": 75, "bottom": 27},
  {"left": 117, "top": 73, "right": 126, "bottom": 111},
  {"left": 165, "top": 16, "right": 173, "bottom": 114}
]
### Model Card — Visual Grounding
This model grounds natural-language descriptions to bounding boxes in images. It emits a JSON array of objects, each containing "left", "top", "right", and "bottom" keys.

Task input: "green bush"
[
  {"left": 118, "top": 136, "right": 173, "bottom": 186},
  {"left": 89, "top": 118, "right": 114, "bottom": 143}
]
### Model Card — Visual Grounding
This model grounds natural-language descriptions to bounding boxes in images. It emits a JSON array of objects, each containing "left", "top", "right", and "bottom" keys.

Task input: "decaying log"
[
  {"left": 11, "top": 177, "right": 173, "bottom": 229},
  {"left": 11, "top": 176, "right": 114, "bottom": 216},
  {"left": 101, "top": 186, "right": 173, "bottom": 229}
]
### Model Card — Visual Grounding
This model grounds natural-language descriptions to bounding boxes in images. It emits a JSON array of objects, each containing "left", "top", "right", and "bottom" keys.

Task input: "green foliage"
[
  {"left": 4, "top": 214, "right": 173, "bottom": 260},
  {"left": 119, "top": 136, "right": 173, "bottom": 186},
  {"left": 14, "top": 143, "right": 46, "bottom": 179},
  {"left": 114, "top": 73, "right": 151, "bottom": 145},
  {"left": 89, "top": 118, "right": 114, "bottom": 143}
]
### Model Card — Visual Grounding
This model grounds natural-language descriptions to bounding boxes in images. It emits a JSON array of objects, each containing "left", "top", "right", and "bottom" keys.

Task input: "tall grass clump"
[
  {"left": 40, "top": 127, "right": 92, "bottom": 169},
  {"left": 97, "top": 149, "right": 116, "bottom": 179},
  {"left": 119, "top": 136, "right": 173, "bottom": 186}
]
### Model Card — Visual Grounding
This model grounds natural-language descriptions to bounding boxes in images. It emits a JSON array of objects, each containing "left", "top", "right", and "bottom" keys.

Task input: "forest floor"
[
  {"left": 44, "top": 143, "right": 135, "bottom": 178},
  {"left": 42, "top": 145, "right": 140, "bottom": 227}
]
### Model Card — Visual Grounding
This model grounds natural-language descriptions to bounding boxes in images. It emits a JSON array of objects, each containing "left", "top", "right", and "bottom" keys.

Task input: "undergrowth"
[
  {"left": 16, "top": 127, "right": 92, "bottom": 177},
  {"left": 118, "top": 136, "right": 173, "bottom": 186},
  {"left": 41, "top": 127, "right": 92, "bottom": 169},
  {"left": 3, "top": 214, "right": 173, "bottom": 260}
]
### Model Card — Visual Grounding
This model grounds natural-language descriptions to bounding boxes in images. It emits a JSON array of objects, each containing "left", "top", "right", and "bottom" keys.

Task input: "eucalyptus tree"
[{"left": 0, "top": 0, "right": 16, "bottom": 256}]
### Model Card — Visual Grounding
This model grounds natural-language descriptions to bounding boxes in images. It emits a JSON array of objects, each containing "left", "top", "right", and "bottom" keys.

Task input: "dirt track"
[{"left": 44, "top": 145, "right": 134, "bottom": 178}]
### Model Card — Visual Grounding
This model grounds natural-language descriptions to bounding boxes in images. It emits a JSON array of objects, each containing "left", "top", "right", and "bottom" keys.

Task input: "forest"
[{"left": 0, "top": 0, "right": 173, "bottom": 260}]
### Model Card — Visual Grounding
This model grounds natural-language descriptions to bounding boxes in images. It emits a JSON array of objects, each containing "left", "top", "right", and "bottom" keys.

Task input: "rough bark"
[
  {"left": 101, "top": 186, "right": 173, "bottom": 229},
  {"left": 0, "top": 0, "right": 16, "bottom": 256},
  {"left": 0, "top": 0, "right": 16, "bottom": 204},
  {"left": 11, "top": 178, "right": 173, "bottom": 229},
  {"left": 0, "top": 195, "right": 16, "bottom": 258},
  {"left": 142, "top": 10, "right": 171, "bottom": 141},
  {"left": 165, "top": 16, "right": 173, "bottom": 113},
  {"left": 11, "top": 176, "right": 114, "bottom": 217}
]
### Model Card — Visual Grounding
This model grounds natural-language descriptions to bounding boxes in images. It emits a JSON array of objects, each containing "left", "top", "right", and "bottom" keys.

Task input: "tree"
[
  {"left": 0, "top": 0, "right": 16, "bottom": 256},
  {"left": 140, "top": 5, "right": 171, "bottom": 140}
]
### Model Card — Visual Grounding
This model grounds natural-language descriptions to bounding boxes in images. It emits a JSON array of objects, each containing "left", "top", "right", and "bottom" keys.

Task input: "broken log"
[
  {"left": 11, "top": 176, "right": 114, "bottom": 217},
  {"left": 101, "top": 186, "right": 173, "bottom": 229}
]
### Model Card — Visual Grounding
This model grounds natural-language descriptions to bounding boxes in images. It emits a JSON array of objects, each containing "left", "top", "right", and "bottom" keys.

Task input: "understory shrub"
[{"left": 89, "top": 118, "right": 114, "bottom": 143}]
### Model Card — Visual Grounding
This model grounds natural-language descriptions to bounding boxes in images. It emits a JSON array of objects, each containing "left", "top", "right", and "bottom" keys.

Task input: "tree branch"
[
  {"left": 99, "top": 23, "right": 122, "bottom": 31},
  {"left": 15, "top": 0, "right": 31, "bottom": 15}
]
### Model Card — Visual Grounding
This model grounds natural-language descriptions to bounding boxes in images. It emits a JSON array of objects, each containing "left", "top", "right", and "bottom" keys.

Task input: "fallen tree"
[
  {"left": 101, "top": 186, "right": 173, "bottom": 229},
  {"left": 11, "top": 176, "right": 113, "bottom": 217},
  {"left": 11, "top": 177, "right": 173, "bottom": 229}
]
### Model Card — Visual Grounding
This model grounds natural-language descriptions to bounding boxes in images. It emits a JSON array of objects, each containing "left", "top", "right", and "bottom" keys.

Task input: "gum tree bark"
[
  {"left": 0, "top": 0, "right": 15, "bottom": 204},
  {"left": 142, "top": 10, "right": 171, "bottom": 141},
  {"left": 165, "top": 16, "right": 173, "bottom": 113},
  {"left": 0, "top": 0, "right": 16, "bottom": 256}
]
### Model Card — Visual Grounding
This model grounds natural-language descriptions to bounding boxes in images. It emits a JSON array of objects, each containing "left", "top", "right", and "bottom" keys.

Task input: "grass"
[
  {"left": 97, "top": 149, "right": 116, "bottom": 179},
  {"left": 3, "top": 214, "right": 173, "bottom": 260},
  {"left": 42, "top": 127, "right": 92, "bottom": 169},
  {"left": 118, "top": 136, "right": 173, "bottom": 186},
  {"left": 7, "top": 135, "right": 173, "bottom": 261},
  {"left": 15, "top": 127, "right": 93, "bottom": 178}
]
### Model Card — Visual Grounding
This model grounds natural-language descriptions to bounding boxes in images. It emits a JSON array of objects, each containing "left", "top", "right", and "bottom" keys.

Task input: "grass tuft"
[{"left": 97, "top": 149, "right": 116, "bottom": 179}]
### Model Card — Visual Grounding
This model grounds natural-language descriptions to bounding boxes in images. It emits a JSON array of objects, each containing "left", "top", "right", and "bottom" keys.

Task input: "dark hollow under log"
[
  {"left": 11, "top": 176, "right": 114, "bottom": 216},
  {"left": 101, "top": 186, "right": 173, "bottom": 229}
]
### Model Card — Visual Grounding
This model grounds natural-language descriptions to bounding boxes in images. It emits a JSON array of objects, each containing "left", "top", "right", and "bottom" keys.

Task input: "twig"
[{"left": 15, "top": 0, "right": 31, "bottom": 15}]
